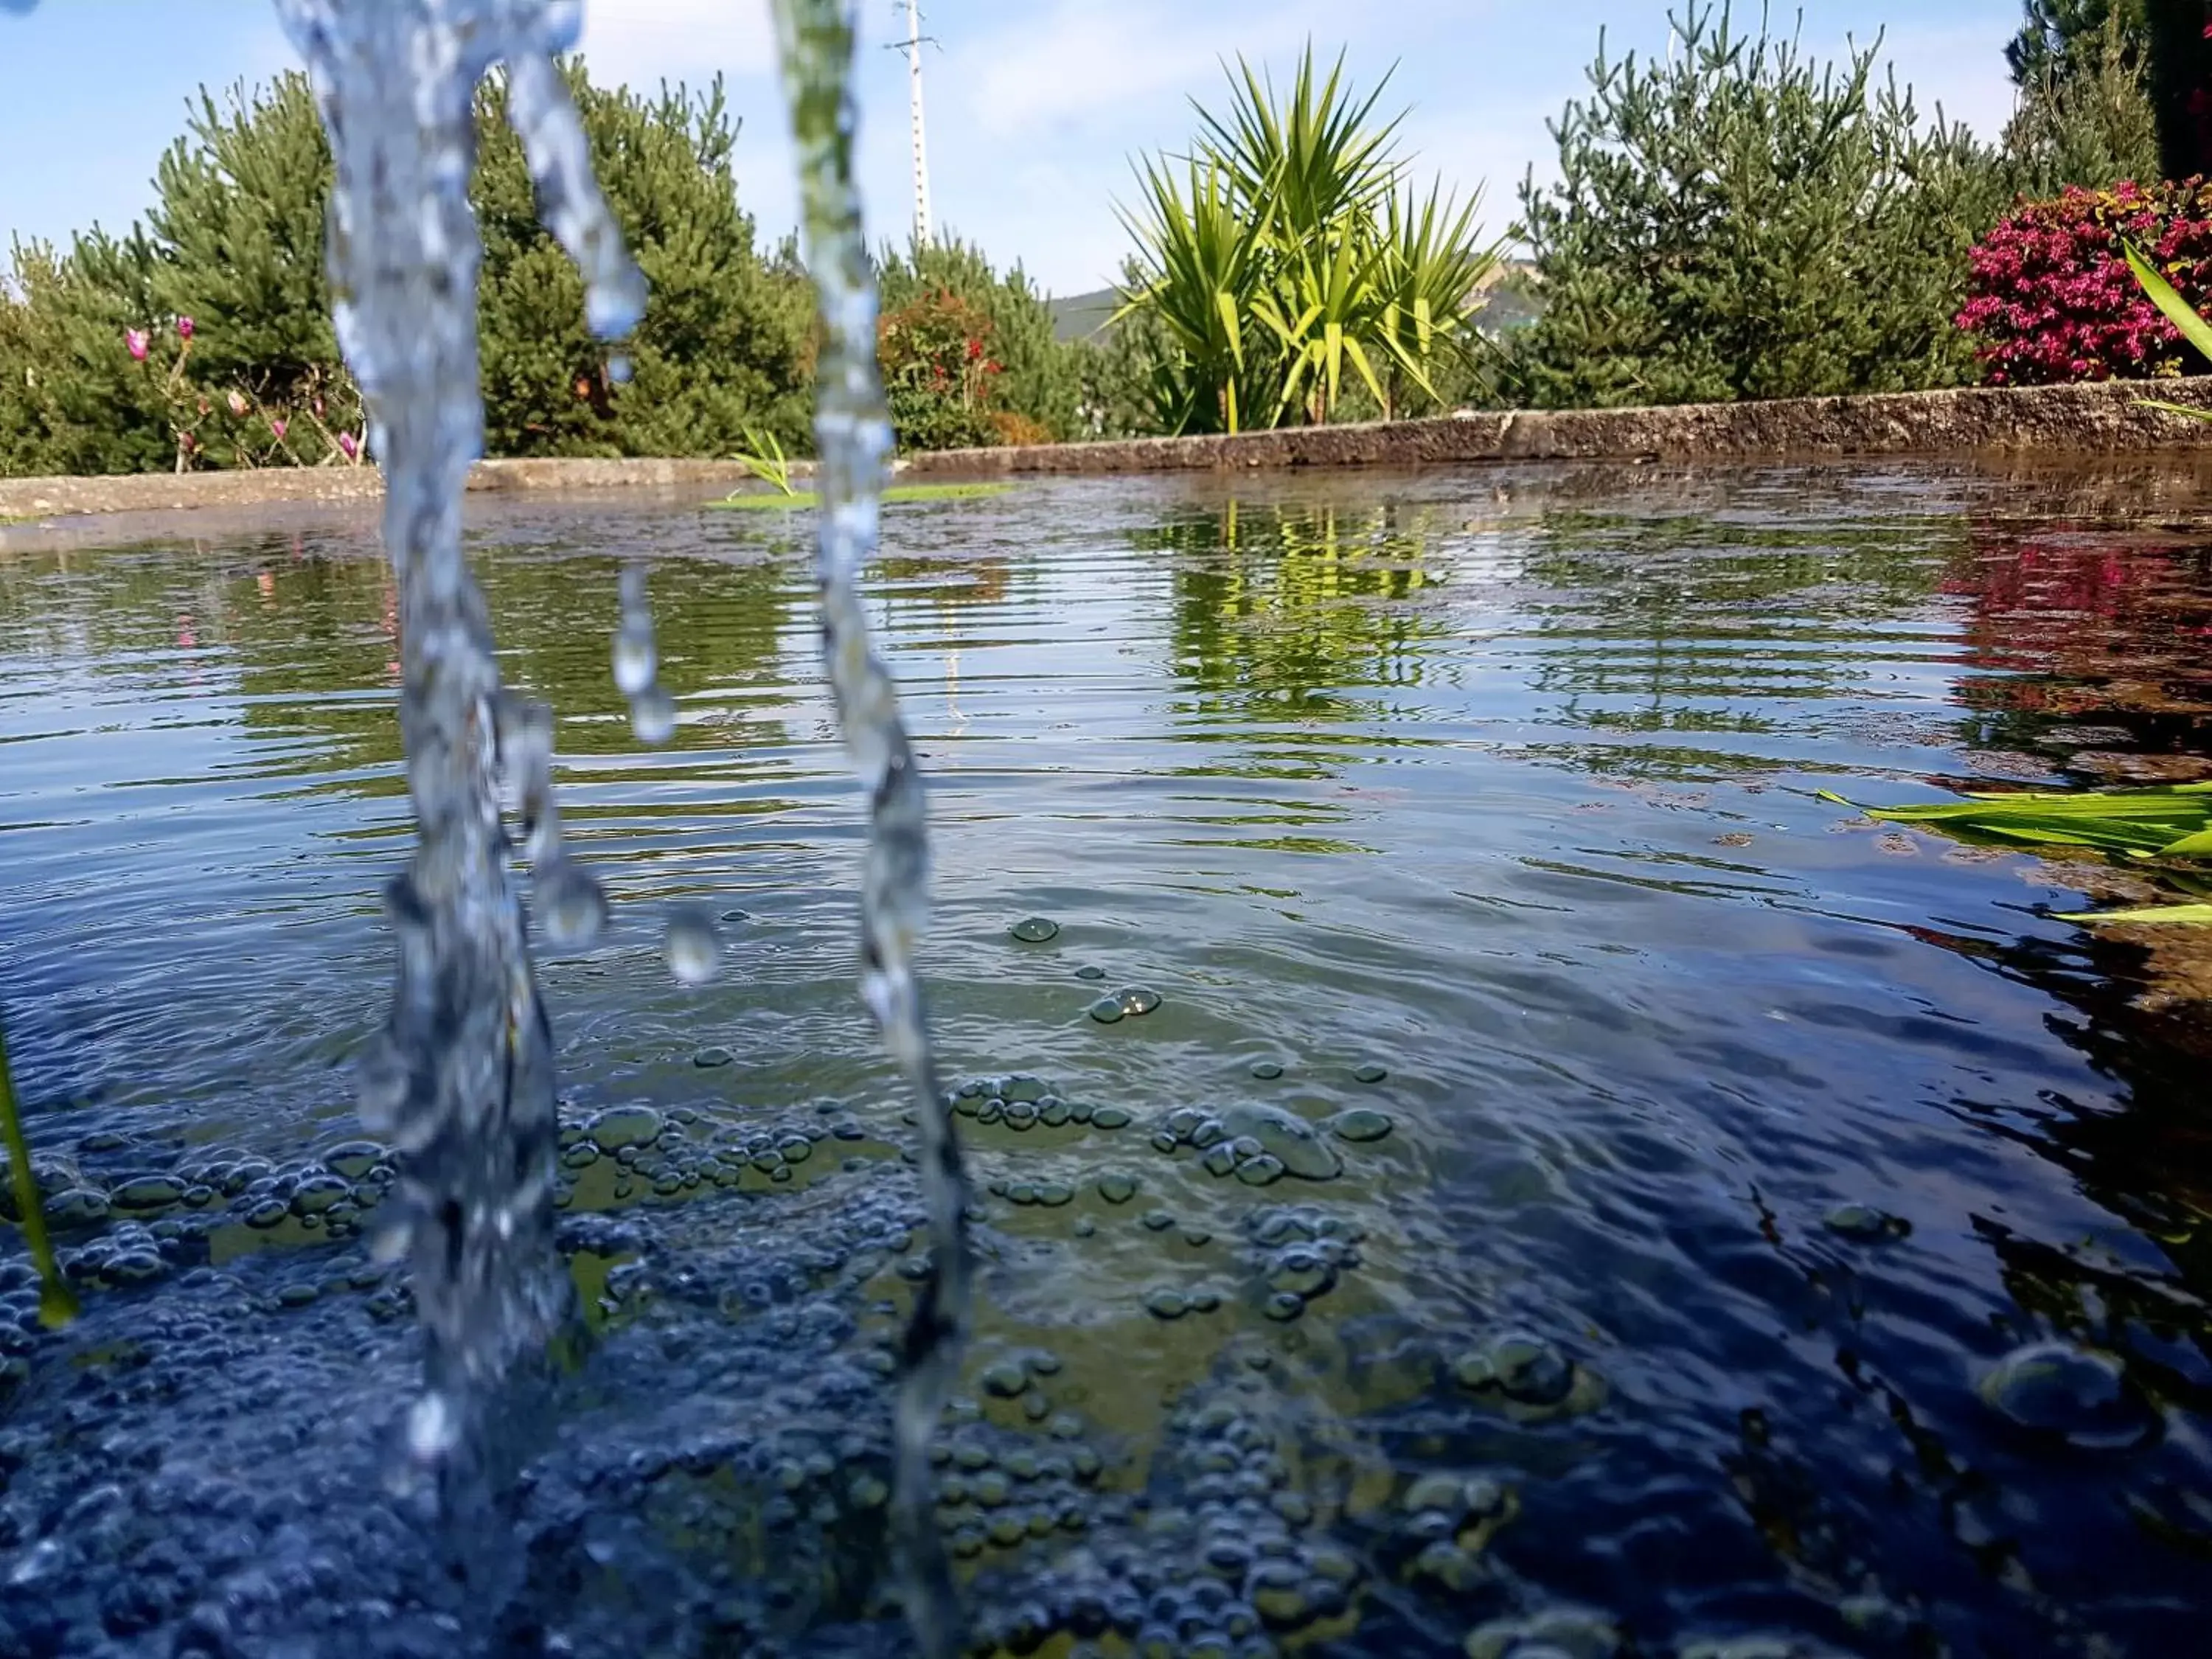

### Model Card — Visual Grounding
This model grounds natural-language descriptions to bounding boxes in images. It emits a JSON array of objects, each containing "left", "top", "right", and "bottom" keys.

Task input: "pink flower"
[
  {"left": 125, "top": 329, "right": 149, "bottom": 361},
  {"left": 226, "top": 389, "right": 249, "bottom": 418},
  {"left": 176, "top": 316, "right": 194, "bottom": 341},
  {"left": 270, "top": 417, "right": 288, "bottom": 440},
  {"left": 337, "top": 431, "right": 359, "bottom": 461}
]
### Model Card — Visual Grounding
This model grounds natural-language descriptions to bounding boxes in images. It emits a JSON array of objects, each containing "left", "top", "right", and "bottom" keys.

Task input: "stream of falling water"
[
  {"left": 270, "top": 0, "right": 969, "bottom": 1649},
  {"left": 768, "top": 5, "right": 973, "bottom": 1651}
]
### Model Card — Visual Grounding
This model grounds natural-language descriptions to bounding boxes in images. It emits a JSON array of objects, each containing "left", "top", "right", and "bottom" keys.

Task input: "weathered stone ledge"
[
  {"left": 0, "top": 456, "right": 762, "bottom": 522},
  {"left": 901, "top": 378, "right": 2212, "bottom": 477},
  {"left": 5, "top": 379, "right": 2211, "bottom": 522}
]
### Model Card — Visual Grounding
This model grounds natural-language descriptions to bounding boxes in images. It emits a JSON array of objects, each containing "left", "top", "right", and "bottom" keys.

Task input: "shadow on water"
[{"left": 1, "top": 462, "right": 2211, "bottom": 1655}]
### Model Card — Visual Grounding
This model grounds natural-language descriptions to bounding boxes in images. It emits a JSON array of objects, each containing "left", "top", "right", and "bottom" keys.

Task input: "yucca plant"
[
  {"left": 1115, "top": 156, "right": 1269, "bottom": 434},
  {"left": 1115, "top": 41, "right": 1496, "bottom": 434},
  {"left": 1373, "top": 181, "right": 1506, "bottom": 417}
]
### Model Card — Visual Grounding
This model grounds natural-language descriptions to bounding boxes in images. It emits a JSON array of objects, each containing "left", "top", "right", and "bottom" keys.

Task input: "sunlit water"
[{"left": 1, "top": 460, "right": 2210, "bottom": 1656}]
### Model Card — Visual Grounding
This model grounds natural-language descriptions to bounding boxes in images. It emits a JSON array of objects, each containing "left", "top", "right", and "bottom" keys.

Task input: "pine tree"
[
  {"left": 2, "top": 60, "right": 814, "bottom": 477},
  {"left": 1512, "top": 4, "right": 2013, "bottom": 410}
]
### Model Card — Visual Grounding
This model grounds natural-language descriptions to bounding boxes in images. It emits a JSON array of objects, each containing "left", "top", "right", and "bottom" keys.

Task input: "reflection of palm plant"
[
  {"left": 728, "top": 425, "right": 798, "bottom": 497},
  {"left": 1116, "top": 44, "right": 1500, "bottom": 434}
]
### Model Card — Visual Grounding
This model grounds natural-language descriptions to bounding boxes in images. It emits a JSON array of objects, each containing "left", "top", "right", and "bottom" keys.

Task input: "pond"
[{"left": 1, "top": 460, "right": 2208, "bottom": 1658}]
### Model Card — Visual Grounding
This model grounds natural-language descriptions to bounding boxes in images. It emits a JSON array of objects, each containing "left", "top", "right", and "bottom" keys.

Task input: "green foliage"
[
  {"left": 1511, "top": 2, "right": 2014, "bottom": 409},
  {"left": 2005, "top": 7, "right": 2164, "bottom": 193},
  {"left": 1064, "top": 256, "right": 1183, "bottom": 439},
  {"left": 1116, "top": 44, "right": 1500, "bottom": 433},
  {"left": 2008, "top": 0, "right": 2148, "bottom": 84},
  {"left": 874, "top": 287, "right": 1007, "bottom": 451},
  {"left": 877, "top": 235, "right": 1085, "bottom": 440},
  {"left": 2, "top": 61, "right": 811, "bottom": 477},
  {"left": 473, "top": 66, "right": 811, "bottom": 459}
]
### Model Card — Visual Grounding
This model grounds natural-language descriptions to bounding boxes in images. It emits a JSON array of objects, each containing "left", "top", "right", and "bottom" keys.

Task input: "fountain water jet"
[{"left": 268, "top": 0, "right": 971, "bottom": 1646}]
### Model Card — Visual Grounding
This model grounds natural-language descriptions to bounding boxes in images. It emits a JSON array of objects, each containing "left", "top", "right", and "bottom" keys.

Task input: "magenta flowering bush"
[
  {"left": 1955, "top": 181, "right": 2212, "bottom": 386},
  {"left": 113, "top": 314, "right": 367, "bottom": 471}
]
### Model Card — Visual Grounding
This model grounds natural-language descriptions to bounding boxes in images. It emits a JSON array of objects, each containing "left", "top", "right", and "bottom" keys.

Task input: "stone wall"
[{"left": 6, "top": 378, "right": 2212, "bottom": 522}]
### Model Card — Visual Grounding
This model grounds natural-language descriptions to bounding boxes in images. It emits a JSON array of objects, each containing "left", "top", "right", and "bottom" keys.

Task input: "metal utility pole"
[{"left": 902, "top": 0, "right": 933, "bottom": 248}]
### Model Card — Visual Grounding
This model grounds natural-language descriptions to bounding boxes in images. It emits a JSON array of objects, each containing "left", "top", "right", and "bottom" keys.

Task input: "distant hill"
[{"left": 1049, "top": 287, "right": 1121, "bottom": 342}]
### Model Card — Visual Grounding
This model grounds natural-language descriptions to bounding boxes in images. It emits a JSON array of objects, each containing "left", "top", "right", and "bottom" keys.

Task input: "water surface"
[{"left": 1, "top": 461, "right": 2209, "bottom": 1657}]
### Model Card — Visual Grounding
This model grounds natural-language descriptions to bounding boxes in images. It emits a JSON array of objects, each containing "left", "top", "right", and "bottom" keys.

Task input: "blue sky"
[{"left": 1, "top": 1, "right": 2028, "bottom": 296}]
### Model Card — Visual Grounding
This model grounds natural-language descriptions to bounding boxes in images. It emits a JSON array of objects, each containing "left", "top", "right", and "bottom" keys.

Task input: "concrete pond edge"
[{"left": 5, "top": 378, "right": 2212, "bottom": 525}]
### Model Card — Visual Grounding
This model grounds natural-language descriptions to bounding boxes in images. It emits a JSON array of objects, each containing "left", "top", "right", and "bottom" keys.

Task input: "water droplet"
[
  {"left": 538, "top": 859, "right": 610, "bottom": 947},
  {"left": 611, "top": 624, "right": 656, "bottom": 696},
  {"left": 1009, "top": 916, "right": 1060, "bottom": 943},
  {"left": 630, "top": 686, "right": 677, "bottom": 745},
  {"left": 664, "top": 905, "right": 722, "bottom": 985}
]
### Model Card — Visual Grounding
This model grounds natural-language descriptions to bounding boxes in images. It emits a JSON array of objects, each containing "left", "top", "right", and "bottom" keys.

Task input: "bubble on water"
[
  {"left": 1074, "top": 964, "right": 1105, "bottom": 981},
  {"left": 1978, "top": 1341, "right": 2154, "bottom": 1450},
  {"left": 1352, "top": 1062, "right": 1388, "bottom": 1085},
  {"left": 1088, "top": 998, "right": 1124, "bottom": 1025},
  {"left": 1823, "top": 1203, "right": 1909, "bottom": 1241},
  {"left": 694, "top": 1046, "right": 734, "bottom": 1068},
  {"left": 611, "top": 624, "right": 656, "bottom": 696},
  {"left": 1116, "top": 986, "right": 1161, "bottom": 1016},
  {"left": 1454, "top": 1331, "right": 1575, "bottom": 1407},
  {"left": 538, "top": 858, "right": 611, "bottom": 947},
  {"left": 1249, "top": 1060, "right": 1284, "bottom": 1080},
  {"left": 1326, "top": 1107, "right": 1394, "bottom": 1144},
  {"left": 1009, "top": 916, "right": 1060, "bottom": 943},
  {"left": 631, "top": 686, "right": 678, "bottom": 745},
  {"left": 1144, "top": 1288, "right": 1190, "bottom": 1321},
  {"left": 664, "top": 905, "right": 722, "bottom": 985}
]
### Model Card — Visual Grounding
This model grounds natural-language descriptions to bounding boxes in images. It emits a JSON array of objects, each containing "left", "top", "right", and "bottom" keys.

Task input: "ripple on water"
[{"left": 3, "top": 470, "right": 2210, "bottom": 1655}]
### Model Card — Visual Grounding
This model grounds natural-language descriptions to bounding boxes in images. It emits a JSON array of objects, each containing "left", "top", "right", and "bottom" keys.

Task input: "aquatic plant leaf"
[
  {"left": 2124, "top": 240, "right": 2212, "bottom": 365},
  {"left": 708, "top": 483, "right": 1012, "bottom": 510},
  {"left": 2134, "top": 397, "right": 2212, "bottom": 424},
  {"left": 2052, "top": 904, "right": 2212, "bottom": 925},
  {"left": 2158, "top": 828, "right": 2212, "bottom": 857}
]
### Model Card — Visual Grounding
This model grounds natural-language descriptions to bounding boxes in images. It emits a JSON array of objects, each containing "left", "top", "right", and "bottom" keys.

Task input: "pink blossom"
[
  {"left": 176, "top": 316, "right": 194, "bottom": 341},
  {"left": 125, "top": 329, "right": 149, "bottom": 361},
  {"left": 226, "top": 389, "right": 250, "bottom": 418},
  {"left": 270, "top": 417, "right": 288, "bottom": 440},
  {"left": 337, "top": 431, "right": 359, "bottom": 461}
]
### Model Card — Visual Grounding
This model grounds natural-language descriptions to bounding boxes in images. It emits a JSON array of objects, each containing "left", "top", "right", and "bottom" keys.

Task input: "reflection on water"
[{"left": 1, "top": 462, "right": 2209, "bottom": 1655}]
